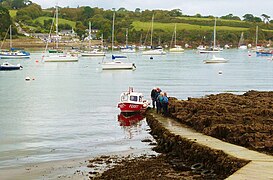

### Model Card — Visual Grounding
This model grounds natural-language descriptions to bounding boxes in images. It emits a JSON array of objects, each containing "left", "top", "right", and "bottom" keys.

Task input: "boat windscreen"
[{"left": 130, "top": 96, "right": 138, "bottom": 102}]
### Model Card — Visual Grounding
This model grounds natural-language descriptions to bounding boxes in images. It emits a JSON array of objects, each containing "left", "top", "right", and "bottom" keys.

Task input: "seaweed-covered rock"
[{"left": 168, "top": 91, "right": 273, "bottom": 155}]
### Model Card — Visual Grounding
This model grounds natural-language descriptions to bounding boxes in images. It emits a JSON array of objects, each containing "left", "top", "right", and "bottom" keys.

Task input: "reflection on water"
[
  {"left": 118, "top": 112, "right": 145, "bottom": 139},
  {"left": 1, "top": 50, "right": 273, "bottom": 168}
]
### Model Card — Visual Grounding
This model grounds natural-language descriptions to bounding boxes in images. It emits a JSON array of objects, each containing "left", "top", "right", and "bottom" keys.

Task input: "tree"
[
  {"left": 0, "top": 6, "right": 12, "bottom": 39},
  {"left": 221, "top": 14, "right": 241, "bottom": 21},
  {"left": 168, "top": 9, "right": 182, "bottom": 17},
  {"left": 135, "top": 8, "right": 141, "bottom": 13},
  {"left": 261, "top": 14, "right": 270, "bottom": 24},
  {"left": 243, "top": 14, "right": 262, "bottom": 22},
  {"left": 118, "top": 7, "right": 127, "bottom": 12},
  {"left": 243, "top": 14, "right": 254, "bottom": 21},
  {"left": 195, "top": 13, "right": 202, "bottom": 18},
  {"left": 82, "top": 6, "right": 94, "bottom": 20},
  {"left": 16, "top": 3, "right": 42, "bottom": 20},
  {"left": 12, "top": 0, "right": 32, "bottom": 9}
]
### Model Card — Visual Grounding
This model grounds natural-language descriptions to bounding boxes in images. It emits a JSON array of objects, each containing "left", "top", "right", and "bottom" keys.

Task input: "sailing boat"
[
  {"left": 81, "top": 22, "right": 105, "bottom": 57},
  {"left": 138, "top": 34, "right": 146, "bottom": 50},
  {"left": 169, "top": 23, "right": 184, "bottom": 53},
  {"left": 142, "top": 14, "right": 166, "bottom": 55},
  {"left": 203, "top": 18, "right": 228, "bottom": 63},
  {"left": 43, "top": 5, "right": 78, "bottom": 62},
  {"left": 120, "top": 28, "right": 136, "bottom": 53},
  {"left": 101, "top": 12, "right": 136, "bottom": 70},
  {"left": 238, "top": 32, "right": 247, "bottom": 50},
  {"left": 254, "top": 26, "right": 270, "bottom": 56},
  {"left": 199, "top": 18, "right": 222, "bottom": 53},
  {"left": 0, "top": 25, "right": 30, "bottom": 59}
]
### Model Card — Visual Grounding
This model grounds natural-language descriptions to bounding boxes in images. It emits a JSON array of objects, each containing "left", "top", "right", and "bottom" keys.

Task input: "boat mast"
[
  {"left": 56, "top": 5, "right": 58, "bottom": 49},
  {"left": 125, "top": 28, "right": 128, "bottom": 48},
  {"left": 89, "top": 21, "right": 91, "bottom": 50},
  {"left": 101, "top": 33, "right": 104, "bottom": 51},
  {"left": 111, "top": 12, "right": 115, "bottom": 52},
  {"left": 139, "top": 33, "right": 142, "bottom": 46},
  {"left": 238, "top": 32, "right": 244, "bottom": 47},
  {"left": 174, "top": 23, "right": 177, "bottom": 47},
  {"left": 9, "top": 25, "right": 12, "bottom": 48},
  {"left": 213, "top": 17, "right": 216, "bottom": 49},
  {"left": 255, "top": 26, "right": 258, "bottom": 49},
  {"left": 151, "top": 14, "right": 154, "bottom": 48}
]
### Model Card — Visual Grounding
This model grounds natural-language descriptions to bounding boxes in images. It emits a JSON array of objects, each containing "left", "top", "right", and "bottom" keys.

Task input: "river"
[{"left": 0, "top": 49, "right": 272, "bottom": 168}]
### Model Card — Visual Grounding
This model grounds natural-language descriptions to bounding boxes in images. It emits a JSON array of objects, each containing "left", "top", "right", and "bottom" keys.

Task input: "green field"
[
  {"left": 9, "top": 10, "right": 17, "bottom": 18},
  {"left": 132, "top": 21, "right": 248, "bottom": 32},
  {"left": 34, "top": 16, "right": 76, "bottom": 28},
  {"left": 177, "top": 16, "right": 244, "bottom": 24}
]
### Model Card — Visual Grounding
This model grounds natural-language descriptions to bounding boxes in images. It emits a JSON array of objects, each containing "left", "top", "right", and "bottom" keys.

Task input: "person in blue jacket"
[
  {"left": 157, "top": 92, "right": 164, "bottom": 114},
  {"left": 162, "top": 92, "right": 169, "bottom": 116}
]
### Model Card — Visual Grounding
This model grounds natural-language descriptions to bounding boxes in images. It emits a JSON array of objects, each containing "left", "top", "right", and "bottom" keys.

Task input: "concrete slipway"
[{"left": 149, "top": 112, "right": 273, "bottom": 179}]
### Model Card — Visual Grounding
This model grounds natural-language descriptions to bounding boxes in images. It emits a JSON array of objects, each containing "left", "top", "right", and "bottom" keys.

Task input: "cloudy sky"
[{"left": 32, "top": 0, "right": 273, "bottom": 18}]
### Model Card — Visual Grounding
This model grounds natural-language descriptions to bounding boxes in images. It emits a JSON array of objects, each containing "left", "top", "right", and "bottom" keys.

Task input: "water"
[{"left": 1, "top": 50, "right": 273, "bottom": 168}]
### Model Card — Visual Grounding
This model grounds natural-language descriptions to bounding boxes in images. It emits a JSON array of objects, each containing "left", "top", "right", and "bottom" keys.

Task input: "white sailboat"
[
  {"left": 199, "top": 18, "right": 222, "bottom": 54},
  {"left": 169, "top": 23, "right": 184, "bottom": 53},
  {"left": 238, "top": 32, "right": 247, "bottom": 50},
  {"left": 101, "top": 12, "right": 135, "bottom": 70},
  {"left": 142, "top": 14, "right": 166, "bottom": 55},
  {"left": 81, "top": 22, "right": 105, "bottom": 57},
  {"left": 43, "top": 5, "right": 78, "bottom": 62},
  {"left": 203, "top": 55, "right": 228, "bottom": 63},
  {"left": 120, "top": 28, "right": 136, "bottom": 53},
  {"left": 203, "top": 18, "right": 228, "bottom": 64},
  {"left": 0, "top": 25, "right": 30, "bottom": 59}
]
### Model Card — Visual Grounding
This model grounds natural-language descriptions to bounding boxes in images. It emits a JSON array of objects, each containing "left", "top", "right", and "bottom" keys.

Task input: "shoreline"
[
  {"left": 2, "top": 91, "right": 273, "bottom": 179},
  {"left": 0, "top": 147, "right": 157, "bottom": 180},
  {"left": 90, "top": 91, "right": 273, "bottom": 179}
]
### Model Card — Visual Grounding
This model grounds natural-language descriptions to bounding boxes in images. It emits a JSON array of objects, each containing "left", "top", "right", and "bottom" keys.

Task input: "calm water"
[{"left": 1, "top": 49, "right": 273, "bottom": 168}]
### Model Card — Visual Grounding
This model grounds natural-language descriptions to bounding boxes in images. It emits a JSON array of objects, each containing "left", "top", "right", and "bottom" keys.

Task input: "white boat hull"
[
  {"left": 198, "top": 50, "right": 220, "bottom": 53},
  {"left": 43, "top": 55, "right": 79, "bottom": 62},
  {"left": 239, "top": 45, "right": 247, "bottom": 50},
  {"left": 204, "top": 56, "right": 228, "bottom": 63},
  {"left": 169, "top": 47, "right": 184, "bottom": 53},
  {"left": 102, "top": 61, "right": 136, "bottom": 70},
  {"left": 120, "top": 49, "right": 136, "bottom": 53},
  {"left": 203, "top": 59, "right": 228, "bottom": 63},
  {"left": 81, "top": 52, "right": 106, "bottom": 57},
  {"left": 0, "top": 55, "right": 30, "bottom": 59},
  {"left": 142, "top": 49, "right": 166, "bottom": 55}
]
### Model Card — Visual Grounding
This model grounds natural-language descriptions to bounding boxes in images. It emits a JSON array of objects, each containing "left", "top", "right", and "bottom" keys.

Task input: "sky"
[{"left": 31, "top": 0, "right": 273, "bottom": 19}]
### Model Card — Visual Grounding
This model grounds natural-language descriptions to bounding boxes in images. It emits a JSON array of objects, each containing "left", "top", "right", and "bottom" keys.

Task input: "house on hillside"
[
  {"left": 59, "top": 28, "right": 77, "bottom": 37},
  {"left": 84, "top": 28, "right": 99, "bottom": 40}
]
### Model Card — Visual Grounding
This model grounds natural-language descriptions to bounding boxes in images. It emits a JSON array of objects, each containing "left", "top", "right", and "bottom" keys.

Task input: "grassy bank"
[
  {"left": 132, "top": 21, "right": 248, "bottom": 32},
  {"left": 34, "top": 16, "right": 76, "bottom": 28}
]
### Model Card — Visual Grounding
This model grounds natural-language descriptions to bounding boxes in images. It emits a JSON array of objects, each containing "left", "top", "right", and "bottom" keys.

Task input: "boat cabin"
[{"left": 120, "top": 92, "right": 144, "bottom": 103}]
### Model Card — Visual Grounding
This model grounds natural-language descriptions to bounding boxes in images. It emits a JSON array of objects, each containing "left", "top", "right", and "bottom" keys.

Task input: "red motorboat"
[
  {"left": 117, "top": 87, "right": 150, "bottom": 113},
  {"left": 118, "top": 113, "right": 145, "bottom": 126}
]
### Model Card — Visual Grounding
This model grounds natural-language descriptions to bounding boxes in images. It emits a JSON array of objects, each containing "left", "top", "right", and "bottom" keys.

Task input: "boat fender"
[
  {"left": 25, "top": 77, "right": 31, "bottom": 81},
  {"left": 191, "top": 163, "right": 203, "bottom": 170},
  {"left": 201, "top": 169, "right": 214, "bottom": 176}
]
